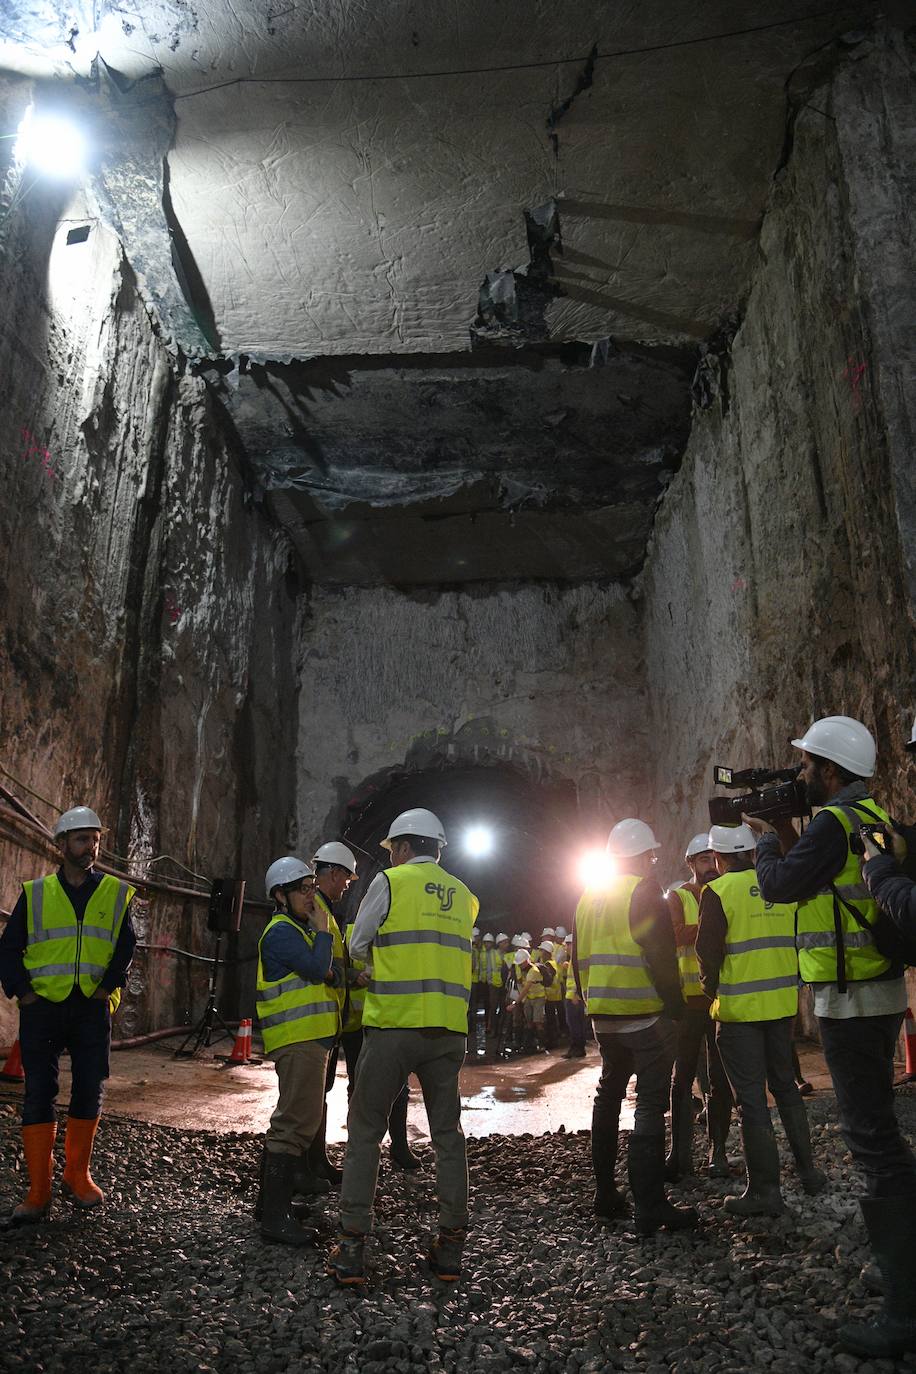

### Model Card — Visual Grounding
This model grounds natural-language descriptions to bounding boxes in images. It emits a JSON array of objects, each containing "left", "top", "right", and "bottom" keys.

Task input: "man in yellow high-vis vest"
[
  {"left": 0, "top": 806, "right": 135, "bottom": 1228},
  {"left": 255, "top": 856, "right": 341, "bottom": 1246},
  {"left": 328, "top": 807, "right": 478, "bottom": 1287},
  {"left": 664, "top": 833, "right": 733, "bottom": 1181},
  {"left": 696, "top": 824, "right": 826, "bottom": 1218},
  {"left": 574, "top": 818, "right": 696, "bottom": 1237},
  {"left": 745, "top": 715, "right": 916, "bottom": 1358}
]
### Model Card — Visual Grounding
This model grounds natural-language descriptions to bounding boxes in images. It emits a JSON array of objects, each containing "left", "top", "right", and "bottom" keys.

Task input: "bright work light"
[
  {"left": 15, "top": 108, "right": 87, "bottom": 180},
  {"left": 464, "top": 826, "right": 494, "bottom": 858},
  {"left": 577, "top": 848, "right": 616, "bottom": 887}
]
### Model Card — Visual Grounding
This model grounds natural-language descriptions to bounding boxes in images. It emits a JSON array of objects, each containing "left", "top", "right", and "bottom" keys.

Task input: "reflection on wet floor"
[{"left": 452, "top": 1048, "right": 633, "bottom": 1138}]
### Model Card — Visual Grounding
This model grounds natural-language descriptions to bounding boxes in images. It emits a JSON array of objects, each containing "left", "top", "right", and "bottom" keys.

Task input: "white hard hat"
[
  {"left": 708, "top": 824, "right": 757, "bottom": 854},
  {"left": 906, "top": 715, "right": 916, "bottom": 753},
  {"left": 606, "top": 818, "right": 661, "bottom": 858},
  {"left": 312, "top": 841, "right": 357, "bottom": 874},
  {"left": 541, "top": 926, "right": 556, "bottom": 937},
  {"left": 564, "top": 933, "right": 573, "bottom": 944},
  {"left": 482, "top": 932, "right": 494, "bottom": 942},
  {"left": 265, "top": 856, "right": 314, "bottom": 897},
  {"left": 685, "top": 832, "right": 713, "bottom": 861},
  {"left": 791, "top": 715, "right": 876, "bottom": 778},
  {"left": 521, "top": 931, "right": 532, "bottom": 941},
  {"left": 510, "top": 934, "right": 523, "bottom": 947},
  {"left": 496, "top": 932, "right": 510, "bottom": 943},
  {"left": 472, "top": 927, "right": 481, "bottom": 938},
  {"left": 554, "top": 925, "right": 567, "bottom": 939},
  {"left": 381, "top": 808, "right": 447, "bottom": 850},
  {"left": 53, "top": 807, "right": 104, "bottom": 838},
  {"left": 515, "top": 949, "right": 531, "bottom": 965},
  {"left": 539, "top": 940, "right": 554, "bottom": 954}
]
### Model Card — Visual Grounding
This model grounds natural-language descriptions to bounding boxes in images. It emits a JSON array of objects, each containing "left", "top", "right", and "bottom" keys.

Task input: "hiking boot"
[
  {"left": 327, "top": 1229, "right": 367, "bottom": 1286},
  {"left": 429, "top": 1226, "right": 466, "bottom": 1282}
]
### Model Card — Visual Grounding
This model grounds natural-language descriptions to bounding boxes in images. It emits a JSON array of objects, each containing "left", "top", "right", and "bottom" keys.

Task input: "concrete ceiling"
[{"left": 0, "top": 2, "right": 868, "bottom": 584}]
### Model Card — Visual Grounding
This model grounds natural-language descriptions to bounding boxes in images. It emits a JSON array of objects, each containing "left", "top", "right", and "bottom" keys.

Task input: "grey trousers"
[
  {"left": 267, "top": 1040, "right": 330, "bottom": 1156},
  {"left": 340, "top": 1027, "right": 467, "bottom": 1234},
  {"left": 716, "top": 1016, "right": 801, "bottom": 1132},
  {"left": 594, "top": 1016, "right": 677, "bottom": 1139}
]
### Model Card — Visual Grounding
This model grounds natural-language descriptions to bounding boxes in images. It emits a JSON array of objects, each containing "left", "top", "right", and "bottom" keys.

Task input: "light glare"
[
  {"left": 578, "top": 848, "right": 617, "bottom": 887},
  {"left": 464, "top": 825, "right": 494, "bottom": 858},
  {"left": 16, "top": 109, "right": 87, "bottom": 180}
]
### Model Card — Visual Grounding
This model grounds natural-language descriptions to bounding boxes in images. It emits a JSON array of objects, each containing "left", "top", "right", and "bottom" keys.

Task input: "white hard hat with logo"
[
  {"left": 708, "top": 824, "right": 757, "bottom": 854},
  {"left": 265, "top": 857, "right": 314, "bottom": 897},
  {"left": 606, "top": 818, "right": 661, "bottom": 858},
  {"left": 685, "top": 832, "right": 713, "bottom": 861},
  {"left": 312, "top": 841, "right": 357, "bottom": 874},
  {"left": 53, "top": 806, "right": 104, "bottom": 838},
  {"left": 381, "top": 808, "right": 447, "bottom": 849},
  {"left": 791, "top": 715, "right": 876, "bottom": 778}
]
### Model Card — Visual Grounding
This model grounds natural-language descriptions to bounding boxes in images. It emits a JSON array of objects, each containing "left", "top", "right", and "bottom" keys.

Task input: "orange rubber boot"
[
  {"left": 6, "top": 1122, "right": 57, "bottom": 1225},
  {"left": 63, "top": 1116, "right": 104, "bottom": 1207}
]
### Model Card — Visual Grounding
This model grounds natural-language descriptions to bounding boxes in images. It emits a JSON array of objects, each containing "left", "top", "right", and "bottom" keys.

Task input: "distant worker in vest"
[
  {"left": 307, "top": 841, "right": 359, "bottom": 1185},
  {"left": 745, "top": 716, "right": 916, "bottom": 1359},
  {"left": 665, "top": 832, "right": 733, "bottom": 1181},
  {"left": 540, "top": 937, "right": 563, "bottom": 1049},
  {"left": 481, "top": 933, "right": 503, "bottom": 1045},
  {"left": 515, "top": 946, "right": 547, "bottom": 1052},
  {"left": 328, "top": 808, "right": 478, "bottom": 1286},
  {"left": 574, "top": 818, "right": 697, "bottom": 1236},
  {"left": 561, "top": 931, "right": 587, "bottom": 1058},
  {"left": 0, "top": 806, "right": 136, "bottom": 1227},
  {"left": 468, "top": 926, "right": 487, "bottom": 1054},
  {"left": 694, "top": 824, "right": 826, "bottom": 1216},
  {"left": 255, "top": 857, "right": 341, "bottom": 1246}
]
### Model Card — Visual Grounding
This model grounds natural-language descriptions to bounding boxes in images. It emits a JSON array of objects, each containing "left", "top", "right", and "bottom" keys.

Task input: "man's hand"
[
  {"left": 355, "top": 971, "right": 371, "bottom": 988},
  {"left": 862, "top": 832, "right": 882, "bottom": 861},
  {"left": 310, "top": 903, "right": 329, "bottom": 933},
  {"left": 18, "top": 992, "right": 38, "bottom": 1006},
  {"left": 742, "top": 813, "right": 774, "bottom": 836}
]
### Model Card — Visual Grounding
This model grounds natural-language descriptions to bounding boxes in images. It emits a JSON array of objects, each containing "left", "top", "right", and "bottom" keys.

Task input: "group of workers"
[{"left": 0, "top": 712, "right": 914, "bottom": 1359}]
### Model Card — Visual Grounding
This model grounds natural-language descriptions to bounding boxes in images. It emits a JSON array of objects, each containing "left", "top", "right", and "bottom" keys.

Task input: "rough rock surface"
[{"left": 0, "top": 1085, "right": 913, "bottom": 1373}]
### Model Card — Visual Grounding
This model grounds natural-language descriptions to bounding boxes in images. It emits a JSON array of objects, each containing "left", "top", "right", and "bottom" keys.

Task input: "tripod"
[{"left": 175, "top": 931, "right": 235, "bottom": 1058}]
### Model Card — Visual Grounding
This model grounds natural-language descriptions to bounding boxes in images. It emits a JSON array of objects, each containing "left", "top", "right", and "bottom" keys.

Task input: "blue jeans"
[
  {"left": 19, "top": 990, "right": 111, "bottom": 1125},
  {"left": 565, "top": 998, "right": 588, "bottom": 1049}
]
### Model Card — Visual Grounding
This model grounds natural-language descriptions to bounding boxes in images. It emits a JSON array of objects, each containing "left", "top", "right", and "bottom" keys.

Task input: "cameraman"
[{"left": 744, "top": 715, "right": 916, "bottom": 1359}]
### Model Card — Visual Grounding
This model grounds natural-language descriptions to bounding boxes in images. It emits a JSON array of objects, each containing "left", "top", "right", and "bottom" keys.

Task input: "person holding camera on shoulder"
[{"left": 744, "top": 715, "right": 916, "bottom": 1359}]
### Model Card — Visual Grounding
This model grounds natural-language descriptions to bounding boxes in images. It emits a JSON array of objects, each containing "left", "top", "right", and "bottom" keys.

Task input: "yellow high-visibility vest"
[
  {"left": 575, "top": 875, "right": 662, "bottom": 1016},
  {"left": 543, "top": 958, "right": 562, "bottom": 1002},
  {"left": 707, "top": 869, "right": 798, "bottom": 1023},
  {"left": 521, "top": 965, "right": 545, "bottom": 1001},
  {"left": 23, "top": 874, "right": 134, "bottom": 1001},
  {"left": 256, "top": 913, "right": 340, "bottom": 1052},
  {"left": 795, "top": 798, "right": 893, "bottom": 985},
  {"left": 673, "top": 887, "right": 702, "bottom": 996},
  {"left": 362, "top": 863, "right": 478, "bottom": 1033},
  {"left": 314, "top": 890, "right": 347, "bottom": 1018},
  {"left": 485, "top": 948, "right": 503, "bottom": 988}
]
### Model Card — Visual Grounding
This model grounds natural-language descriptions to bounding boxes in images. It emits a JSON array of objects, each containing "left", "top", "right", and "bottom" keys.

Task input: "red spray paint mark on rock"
[
  {"left": 21, "top": 428, "right": 62, "bottom": 482},
  {"left": 164, "top": 592, "right": 182, "bottom": 625},
  {"left": 842, "top": 357, "right": 867, "bottom": 415}
]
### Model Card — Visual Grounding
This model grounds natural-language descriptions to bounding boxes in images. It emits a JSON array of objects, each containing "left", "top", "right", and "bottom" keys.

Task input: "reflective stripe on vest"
[
  {"left": 23, "top": 874, "right": 134, "bottom": 1001},
  {"left": 795, "top": 798, "right": 892, "bottom": 986},
  {"left": 575, "top": 874, "right": 663, "bottom": 1017},
  {"left": 674, "top": 887, "right": 702, "bottom": 994},
  {"left": 707, "top": 869, "right": 798, "bottom": 1023},
  {"left": 362, "top": 862, "right": 478, "bottom": 1032},
  {"left": 256, "top": 913, "right": 340, "bottom": 1051}
]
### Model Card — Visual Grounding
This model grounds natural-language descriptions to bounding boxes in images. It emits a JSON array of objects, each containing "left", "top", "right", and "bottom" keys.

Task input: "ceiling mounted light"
[
  {"left": 464, "top": 825, "right": 494, "bottom": 858},
  {"left": 15, "top": 107, "right": 87, "bottom": 180}
]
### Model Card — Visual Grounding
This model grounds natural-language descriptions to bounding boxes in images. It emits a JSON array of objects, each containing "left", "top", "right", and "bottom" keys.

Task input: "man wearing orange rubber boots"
[{"left": 0, "top": 806, "right": 135, "bottom": 1226}]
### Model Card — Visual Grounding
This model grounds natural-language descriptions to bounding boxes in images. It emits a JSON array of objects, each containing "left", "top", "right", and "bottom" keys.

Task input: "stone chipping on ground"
[{"left": 1, "top": 1087, "right": 915, "bottom": 1374}]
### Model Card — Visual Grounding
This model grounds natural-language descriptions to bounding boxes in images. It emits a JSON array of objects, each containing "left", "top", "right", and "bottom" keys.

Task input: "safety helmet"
[
  {"left": 265, "top": 856, "right": 314, "bottom": 898},
  {"left": 381, "top": 808, "right": 447, "bottom": 850},
  {"left": 554, "top": 925, "right": 567, "bottom": 939},
  {"left": 708, "top": 824, "right": 756, "bottom": 854},
  {"left": 496, "top": 932, "right": 510, "bottom": 943},
  {"left": 541, "top": 926, "right": 556, "bottom": 937},
  {"left": 515, "top": 949, "right": 531, "bottom": 965},
  {"left": 539, "top": 940, "right": 554, "bottom": 955},
  {"left": 521, "top": 931, "right": 532, "bottom": 942},
  {"left": 564, "top": 933, "right": 573, "bottom": 944},
  {"left": 312, "top": 841, "right": 357, "bottom": 874},
  {"left": 606, "top": 818, "right": 661, "bottom": 858},
  {"left": 907, "top": 715, "right": 916, "bottom": 753},
  {"left": 472, "top": 926, "right": 481, "bottom": 939},
  {"left": 510, "top": 934, "right": 523, "bottom": 947},
  {"left": 685, "top": 832, "right": 713, "bottom": 861},
  {"left": 791, "top": 715, "right": 876, "bottom": 778},
  {"left": 53, "top": 806, "right": 104, "bottom": 838},
  {"left": 482, "top": 932, "right": 494, "bottom": 943}
]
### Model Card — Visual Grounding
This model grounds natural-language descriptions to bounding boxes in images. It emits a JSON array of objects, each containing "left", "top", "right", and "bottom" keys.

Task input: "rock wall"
[{"left": 0, "top": 76, "right": 297, "bottom": 1042}]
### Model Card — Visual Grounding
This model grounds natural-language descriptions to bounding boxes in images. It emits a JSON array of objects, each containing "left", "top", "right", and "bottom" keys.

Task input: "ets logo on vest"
[
  {"left": 425, "top": 881, "right": 456, "bottom": 912},
  {"left": 749, "top": 884, "right": 776, "bottom": 912}
]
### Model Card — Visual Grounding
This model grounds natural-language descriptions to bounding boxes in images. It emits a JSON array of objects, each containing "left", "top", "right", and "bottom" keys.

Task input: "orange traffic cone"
[
  {"left": 898, "top": 1008, "right": 916, "bottom": 1085},
  {"left": 227, "top": 1019, "right": 251, "bottom": 1064},
  {"left": 0, "top": 1040, "right": 25, "bottom": 1082}
]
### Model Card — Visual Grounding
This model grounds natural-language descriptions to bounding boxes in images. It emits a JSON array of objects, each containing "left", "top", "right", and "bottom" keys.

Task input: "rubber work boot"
[
  {"left": 777, "top": 1099, "right": 827, "bottom": 1195},
  {"left": 307, "top": 1104, "right": 342, "bottom": 1186},
  {"left": 429, "top": 1226, "right": 467, "bottom": 1282},
  {"left": 664, "top": 1089, "right": 695, "bottom": 1182},
  {"left": 387, "top": 1090, "right": 421, "bottom": 1171},
  {"left": 62, "top": 1116, "right": 104, "bottom": 1207},
  {"left": 1, "top": 1122, "right": 57, "bottom": 1227},
  {"left": 628, "top": 1132, "right": 699, "bottom": 1237},
  {"left": 259, "top": 1149, "right": 319, "bottom": 1246},
  {"left": 724, "top": 1120, "right": 786, "bottom": 1217},
  {"left": 706, "top": 1093, "right": 732, "bottom": 1178},
  {"left": 327, "top": 1228, "right": 367, "bottom": 1286},
  {"left": 837, "top": 1196, "right": 916, "bottom": 1358},
  {"left": 592, "top": 1120, "right": 628, "bottom": 1221}
]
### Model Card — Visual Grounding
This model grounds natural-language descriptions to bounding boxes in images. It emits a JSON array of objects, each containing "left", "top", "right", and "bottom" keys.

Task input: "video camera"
[{"left": 708, "top": 764, "right": 811, "bottom": 826}]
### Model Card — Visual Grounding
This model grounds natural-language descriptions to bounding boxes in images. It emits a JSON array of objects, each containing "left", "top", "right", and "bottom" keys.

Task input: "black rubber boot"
[
  {"left": 307, "top": 1104, "right": 342, "bottom": 1187},
  {"left": 387, "top": 1090, "right": 421, "bottom": 1171},
  {"left": 838, "top": 1196, "right": 916, "bottom": 1357},
  {"left": 665, "top": 1089, "right": 695, "bottom": 1182},
  {"left": 628, "top": 1132, "right": 699, "bottom": 1236},
  {"left": 706, "top": 1093, "right": 732, "bottom": 1178},
  {"left": 777, "top": 1100, "right": 827, "bottom": 1195},
  {"left": 591, "top": 1121, "right": 628, "bottom": 1222},
  {"left": 259, "top": 1150, "right": 320, "bottom": 1246},
  {"left": 725, "top": 1120, "right": 785, "bottom": 1217}
]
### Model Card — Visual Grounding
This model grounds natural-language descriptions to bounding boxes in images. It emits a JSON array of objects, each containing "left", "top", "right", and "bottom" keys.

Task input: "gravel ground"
[{"left": 1, "top": 1088, "right": 915, "bottom": 1374}]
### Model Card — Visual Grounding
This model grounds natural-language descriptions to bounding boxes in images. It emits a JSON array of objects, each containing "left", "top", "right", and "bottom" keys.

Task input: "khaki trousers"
[
  {"left": 266, "top": 1040, "right": 330, "bottom": 1156},
  {"left": 340, "top": 1027, "right": 467, "bottom": 1234}
]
